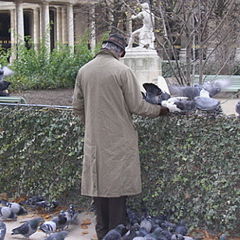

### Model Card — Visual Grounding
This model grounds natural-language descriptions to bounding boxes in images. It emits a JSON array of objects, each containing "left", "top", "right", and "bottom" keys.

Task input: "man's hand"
[{"left": 161, "top": 100, "right": 182, "bottom": 113}]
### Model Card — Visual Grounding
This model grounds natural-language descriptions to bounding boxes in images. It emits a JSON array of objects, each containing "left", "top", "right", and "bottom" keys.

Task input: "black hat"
[{"left": 102, "top": 33, "right": 128, "bottom": 52}]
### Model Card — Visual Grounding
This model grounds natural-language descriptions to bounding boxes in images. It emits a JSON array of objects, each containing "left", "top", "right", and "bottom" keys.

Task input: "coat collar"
[{"left": 95, "top": 49, "right": 120, "bottom": 60}]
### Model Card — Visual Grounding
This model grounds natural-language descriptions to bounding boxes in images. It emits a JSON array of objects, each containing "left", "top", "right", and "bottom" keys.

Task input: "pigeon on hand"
[
  {"left": 39, "top": 220, "right": 57, "bottom": 235},
  {"left": 45, "top": 231, "right": 68, "bottom": 240},
  {"left": 103, "top": 224, "right": 126, "bottom": 240},
  {"left": 0, "top": 206, "right": 17, "bottom": 220},
  {"left": 11, "top": 217, "right": 43, "bottom": 238},
  {"left": 5, "top": 202, "right": 27, "bottom": 215},
  {"left": 0, "top": 221, "right": 6, "bottom": 240},
  {"left": 235, "top": 101, "right": 240, "bottom": 118},
  {"left": 161, "top": 99, "right": 182, "bottom": 113}
]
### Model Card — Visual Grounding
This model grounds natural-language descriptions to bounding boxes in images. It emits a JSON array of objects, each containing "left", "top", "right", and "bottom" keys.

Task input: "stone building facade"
[{"left": 0, "top": 0, "right": 98, "bottom": 54}]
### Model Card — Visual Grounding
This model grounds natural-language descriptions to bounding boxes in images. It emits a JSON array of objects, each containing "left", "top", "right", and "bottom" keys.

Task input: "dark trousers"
[{"left": 93, "top": 196, "right": 127, "bottom": 240}]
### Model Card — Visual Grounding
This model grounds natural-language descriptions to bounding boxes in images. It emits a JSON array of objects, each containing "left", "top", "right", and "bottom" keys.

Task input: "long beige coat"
[{"left": 72, "top": 50, "right": 162, "bottom": 197}]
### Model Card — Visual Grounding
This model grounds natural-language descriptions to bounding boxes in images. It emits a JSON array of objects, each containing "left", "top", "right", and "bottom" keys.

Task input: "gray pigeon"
[
  {"left": 5, "top": 202, "right": 27, "bottom": 215},
  {"left": 0, "top": 206, "right": 16, "bottom": 220},
  {"left": 103, "top": 224, "right": 126, "bottom": 240},
  {"left": 235, "top": 101, "right": 240, "bottom": 117},
  {"left": 45, "top": 231, "right": 68, "bottom": 240},
  {"left": 143, "top": 83, "right": 170, "bottom": 105},
  {"left": 140, "top": 216, "right": 152, "bottom": 233},
  {"left": 171, "top": 234, "right": 184, "bottom": 240},
  {"left": 11, "top": 217, "right": 43, "bottom": 238},
  {"left": 52, "top": 211, "right": 68, "bottom": 230},
  {"left": 0, "top": 221, "right": 6, "bottom": 240},
  {"left": 174, "top": 220, "right": 188, "bottom": 236},
  {"left": 40, "top": 220, "right": 57, "bottom": 235}
]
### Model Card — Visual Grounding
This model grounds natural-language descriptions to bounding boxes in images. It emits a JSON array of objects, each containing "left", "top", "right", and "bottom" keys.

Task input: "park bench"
[
  {"left": 0, "top": 96, "right": 27, "bottom": 104},
  {"left": 194, "top": 75, "right": 240, "bottom": 92}
]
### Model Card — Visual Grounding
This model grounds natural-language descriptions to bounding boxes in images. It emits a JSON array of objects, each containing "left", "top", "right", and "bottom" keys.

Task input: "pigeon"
[
  {"left": 143, "top": 82, "right": 222, "bottom": 112},
  {"left": 39, "top": 220, "right": 57, "bottom": 235},
  {"left": 0, "top": 81, "right": 11, "bottom": 96},
  {"left": 0, "top": 206, "right": 17, "bottom": 220},
  {"left": 174, "top": 220, "right": 188, "bottom": 236},
  {"left": 235, "top": 101, "right": 240, "bottom": 117},
  {"left": 127, "top": 209, "right": 140, "bottom": 225},
  {"left": 63, "top": 204, "right": 79, "bottom": 225},
  {"left": 103, "top": 224, "right": 126, "bottom": 240},
  {"left": 45, "top": 231, "right": 68, "bottom": 240},
  {"left": 35, "top": 200, "right": 59, "bottom": 211},
  {"left": 122, "top": 223, "right": 140, "bottom": 240},
  {"left": 52, "top": 211, "right": 68, "bottom": 230},
  {"left": 5, "top": 202, "right": 27, "bottom": 215},
  {"left": 0, "top": 221, "right": 6, "bottom": 240},
  {"left": 140, "top": 216, "right": 152, "bottom": 233},
  {"left": 170, "top": 79, "right": 230, "bottom": 99},
  {"left": 171, "top": 234, "right": 184, "bottom": 240},
  {"left": 143, "top": 83, "right": 171, "bottom": 105},
  {"left": 11, "top": 217, "right": 43, "bottom": 238}
]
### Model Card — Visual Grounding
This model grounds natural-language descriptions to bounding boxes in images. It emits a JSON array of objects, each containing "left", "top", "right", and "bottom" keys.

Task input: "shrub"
[
  {"left": 0, "top": 106, "right": 240, "bottom": 232},
  {"left": 8, "top": 39, "right": 93, "bottom": 90}
]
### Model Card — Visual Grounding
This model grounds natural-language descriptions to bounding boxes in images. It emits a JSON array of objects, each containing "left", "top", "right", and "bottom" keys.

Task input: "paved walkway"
[{"left": 4, "top": 211, "right": 97, "bottom": 240}]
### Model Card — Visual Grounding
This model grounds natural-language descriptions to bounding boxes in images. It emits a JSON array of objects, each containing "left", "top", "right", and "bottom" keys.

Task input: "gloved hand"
[{"left": 161, "top": 100, "right": 182, "bottom": 113}]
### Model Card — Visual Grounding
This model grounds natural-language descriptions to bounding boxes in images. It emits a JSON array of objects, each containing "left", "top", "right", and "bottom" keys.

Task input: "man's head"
[{"left": 102, "top": 33, "right": 128, "bottom": 58}]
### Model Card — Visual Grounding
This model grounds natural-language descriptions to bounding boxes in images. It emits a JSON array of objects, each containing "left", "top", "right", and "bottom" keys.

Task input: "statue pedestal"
[{"left": 121, "top": 47, "right": 162, "bottom": 91}]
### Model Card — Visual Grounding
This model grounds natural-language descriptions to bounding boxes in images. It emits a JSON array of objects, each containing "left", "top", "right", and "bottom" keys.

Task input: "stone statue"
[{"left": 127, "top": 2, "right": 155, "bottom": 49}]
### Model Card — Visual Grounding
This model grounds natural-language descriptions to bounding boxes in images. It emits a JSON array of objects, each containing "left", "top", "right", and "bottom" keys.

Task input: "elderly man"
[{"left": 72, "top": 33, "right": 177, "bottom": 240}]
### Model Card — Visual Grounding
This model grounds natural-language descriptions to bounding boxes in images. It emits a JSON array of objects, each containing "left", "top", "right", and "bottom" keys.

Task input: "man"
[{"left": 72, "top": 33, "right": 178, "bottom": 239}]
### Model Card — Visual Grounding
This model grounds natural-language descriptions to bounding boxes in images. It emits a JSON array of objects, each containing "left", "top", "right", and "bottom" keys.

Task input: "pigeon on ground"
[
  {"left": 127, "top": 209, "right": 140, "bottom": 225},
  {"left": 45, "top": 231, "right": 68, "bottom": 240},
  {"left": 63, "top": 204, "right": 79, "bottom": 226},
  {"left": 0, "top": 221, "right": 6, "bottom": 240},
  {"left": 5, "top": 202, "right": 27, "bottom": 215},
  {"left": 235, "top": 101, "right": 240, "bottom": 117},
  {"left": 39, "top": 220, "right": 57, "bottom": 235},
  {"left": 35, "top": 200, "right": 59, "bottom": 211},
  {"left": 11, "top": 217, "right": 43, "bottom": 238},
  {"left": 103, "top": 224, "right": 126, "bottom": 240},
  {"left": 171, "top": 233, "right": 184, "bottom": 240},
  {"left": 140, "top": 216, "right": 152, "bottom": 233},
  {"left": 0, "top": 206, "right": 16, "bottom": 220},
  {"left": 52, "top": 211, "right": 68, "bottom": 231},
  {"left": 174, "top": 220, "right": 188, "bottom": 236},
  {"left": 122, "top": 223, "right": 140, "bottom": 240}
]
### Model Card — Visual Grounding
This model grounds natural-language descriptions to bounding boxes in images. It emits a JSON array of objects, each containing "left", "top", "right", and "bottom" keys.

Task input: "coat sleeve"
[
  {"left": 121, "top": 68, "right": 163, "bottom": 118},
  {"left": 72, "top": 70, "right": 85, "bottom": 124}
]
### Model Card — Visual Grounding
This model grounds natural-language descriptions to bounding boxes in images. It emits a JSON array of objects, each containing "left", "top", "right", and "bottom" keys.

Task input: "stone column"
[
  {"left": 33, "top": 7, "right": 40, "bottom": 50},
  {"left": 10, "top": 9, "right": 17, "bottom": 62},
  {"left": 67, "top": 3, "right": 74, "bottom": 49},
  {"left": 41, "top": 1, "right": 50, "bottom": 52},
  {"left": 15, "top": 0, "right": 24, "bottom": 43},
  {"left": 56, "top": 7, "right": 62, "bottom": 47},
  {"left": 61, "top": 7, "right": 67, "bottom": 44}
]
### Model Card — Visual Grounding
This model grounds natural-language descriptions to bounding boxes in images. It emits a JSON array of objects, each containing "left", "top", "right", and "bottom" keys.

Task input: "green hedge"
[{"left": 0, "top": 106, "right": 240, "bottom": 233}]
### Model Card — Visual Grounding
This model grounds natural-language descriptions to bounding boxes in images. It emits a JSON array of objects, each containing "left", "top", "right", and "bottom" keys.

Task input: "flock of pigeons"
[
  {"left": 0, "top": 197, "right": 79, "bottom": 240},
  {"left": 102, "top": 209, "right": 194, "bottom": 240},
  {"left": 142, "top": 80, "right": 240, "bottom": 117}
]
